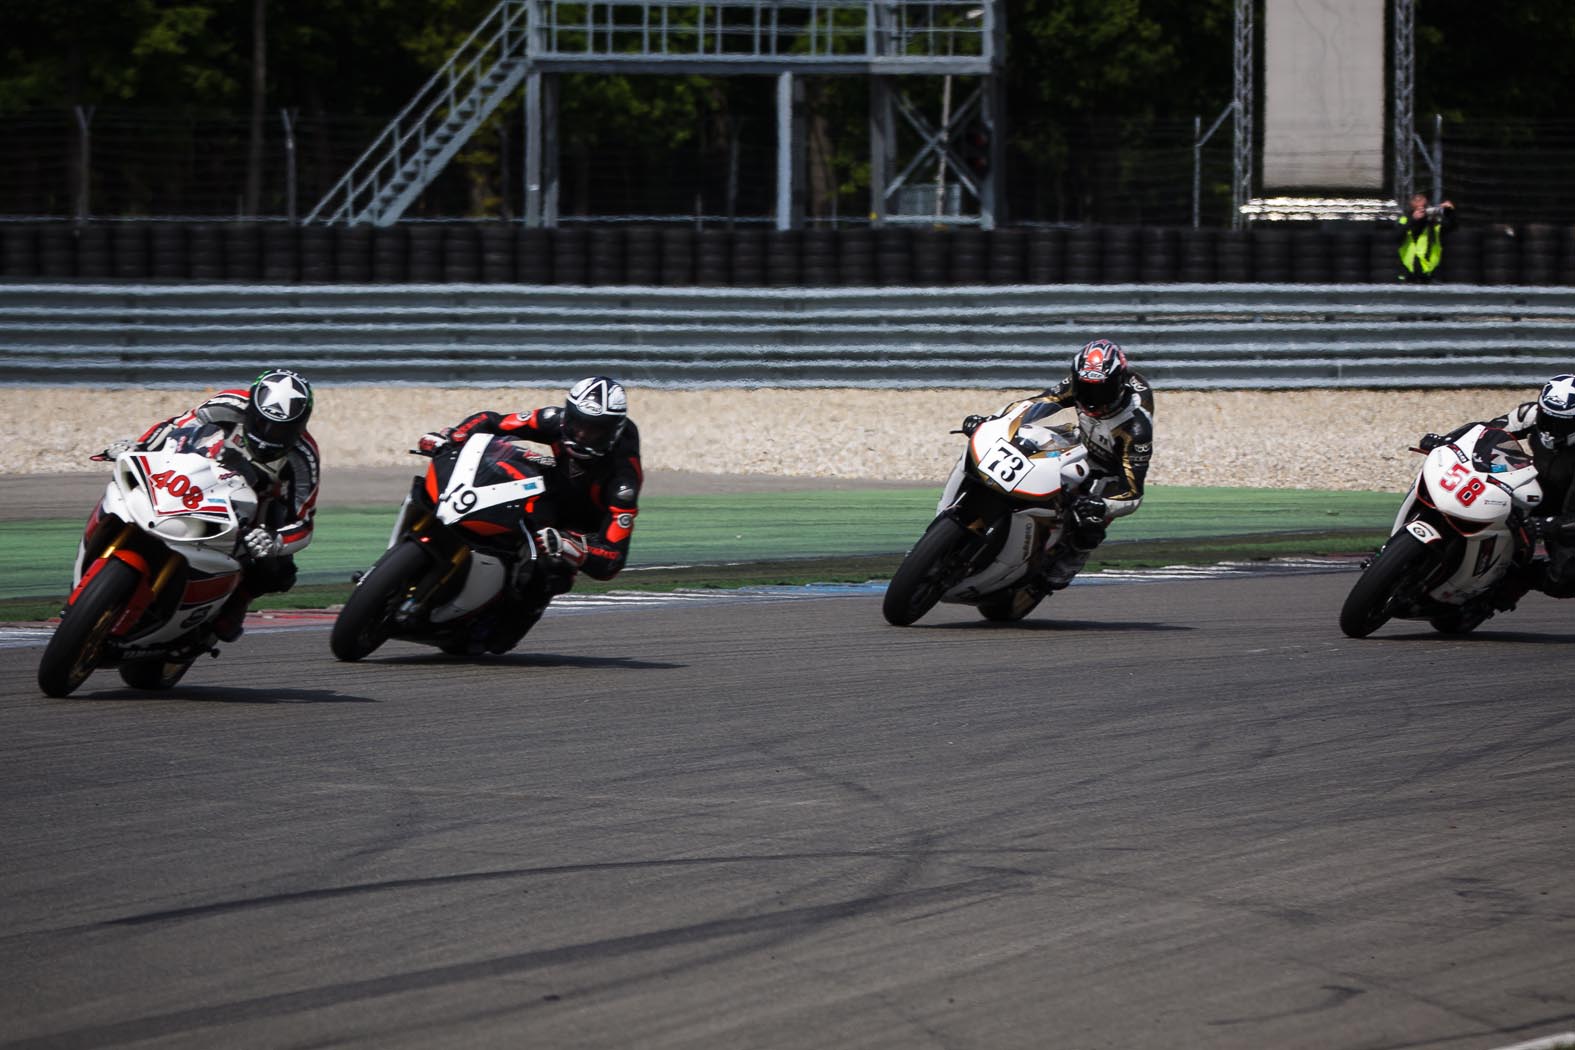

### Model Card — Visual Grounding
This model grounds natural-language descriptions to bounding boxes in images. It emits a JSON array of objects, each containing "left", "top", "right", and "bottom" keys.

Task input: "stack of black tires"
[{"left": 1, "top": 220, "right": 1572, "bottom": 286}]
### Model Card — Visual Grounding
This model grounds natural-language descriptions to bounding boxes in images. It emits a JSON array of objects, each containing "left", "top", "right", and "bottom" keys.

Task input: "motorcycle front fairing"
[
  {"left": 390, "top": 434, "right": 557, "bottom": 632},
  {"left": 65, "top": 430, "right": 260, "bottom": 647},
  {"left": 1387, "top": 425, "right": 1541, "bottom": 613},
  {"left": 934, "top": 412, "right": 1090, "bottom": 603}
]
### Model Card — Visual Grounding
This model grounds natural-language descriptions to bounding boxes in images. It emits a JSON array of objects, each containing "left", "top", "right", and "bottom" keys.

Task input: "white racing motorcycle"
[
  {"left": 1339, "top": 423, "right": 1545, "bottom": 638},
  {"left": 37, "top": 423, "right": 264, "bottom": 696},
  {"left": 883, "top": 399, "right": 1094, "bottom": 626}
]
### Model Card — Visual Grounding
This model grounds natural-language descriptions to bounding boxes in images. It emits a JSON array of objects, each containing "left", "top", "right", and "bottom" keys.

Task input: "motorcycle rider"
[
  {"left": 98, "top": 369, "right": 320, "bottom": 641},
  {"left": 961, "top": 338, "right": 1154, "bottom": 590},
  {"left": 418, "top": 376, "right": 642, "bottom": 627},
  {"left": 1419, "top": 373, "right": 1575, "bottom": 600}
]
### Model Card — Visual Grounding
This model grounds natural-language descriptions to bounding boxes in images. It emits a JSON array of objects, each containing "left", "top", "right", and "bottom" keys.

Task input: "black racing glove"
[
  {"left": 1418, "top": 433, "right": 1445, "bottom": 452},
  {"left": 1071, "top": 495, "right": 1108, "bottom": 528},
  {"left": 959, "top": 414, "right": 987, "bottom": 437}
]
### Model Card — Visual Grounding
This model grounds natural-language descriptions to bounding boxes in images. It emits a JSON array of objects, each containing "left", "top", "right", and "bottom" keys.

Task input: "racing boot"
[
  {"left": 488, "top": 559, "right": 576, "bottom": 653},
  {"left": 1040, "top": 548, "right": 1091, "bottom": 592},
  {"left": 211, "top": 590, "right": 253, "bottom": 642},
  {"left": 1529, "top": 514, "right": 1575, "bottom": 598},
  {"left": 1041, "top": 496, "right": 1108, "bottom": 592}
]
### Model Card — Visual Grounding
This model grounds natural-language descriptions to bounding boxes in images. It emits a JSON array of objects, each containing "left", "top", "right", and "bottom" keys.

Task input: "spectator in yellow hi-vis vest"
[{"left": 1397, "top": 192, "right": 1455, "bottom": 283}]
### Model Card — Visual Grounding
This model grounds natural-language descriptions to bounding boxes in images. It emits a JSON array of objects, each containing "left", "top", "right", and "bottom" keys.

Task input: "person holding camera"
[{"left": 1397, "top": 192, "right": 1456, "bottom": 283}]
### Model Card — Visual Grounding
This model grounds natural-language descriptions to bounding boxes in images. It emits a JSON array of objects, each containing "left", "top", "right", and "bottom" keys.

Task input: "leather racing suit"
[
  {"left": 447, "top": 406, "right": 643, "bottom": 583},
  {"left": 1021, "top": 370, "right": 1155, "bottom": 586}
]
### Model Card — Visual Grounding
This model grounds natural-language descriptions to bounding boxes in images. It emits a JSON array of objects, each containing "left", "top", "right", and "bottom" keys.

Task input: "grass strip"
[{"left": 0, "top": 528, "right": 1385, "bottom": 623}]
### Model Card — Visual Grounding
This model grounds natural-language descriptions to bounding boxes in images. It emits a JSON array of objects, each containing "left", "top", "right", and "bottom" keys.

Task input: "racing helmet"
[
  {"left": 561, "top": 376, "right": 629, "bottom": 460},
  {"left": 243, "top": 369, "right": 313, "bottom": 463},
  {"left": 1070, "top": 339, "right": 1130, "bottom": 417},
  {"left": 1536, "top": 373, "right": 1575, "bottom": 438}
]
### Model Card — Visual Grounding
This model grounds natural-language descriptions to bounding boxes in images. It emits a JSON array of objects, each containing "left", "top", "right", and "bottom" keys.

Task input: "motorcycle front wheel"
[
  {"left": 883, "top": 517, "right": 975, "bottom": 626},
  {"left": 331, "top": 541, "right": 431, "bottom": 661},
  {"left": 38, "top": 559, "right": 142, "bottom": 697},
  {"left": 1339, "top": 531, "right": 1433, "bottom": 639}
]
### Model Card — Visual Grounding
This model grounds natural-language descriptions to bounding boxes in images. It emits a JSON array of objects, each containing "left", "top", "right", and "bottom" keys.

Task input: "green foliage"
[{"left": 0, "top": 0, "right": 1569, "bottom": 219}]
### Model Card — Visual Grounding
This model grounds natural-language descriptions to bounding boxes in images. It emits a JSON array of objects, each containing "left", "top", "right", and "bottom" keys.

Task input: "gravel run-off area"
[{"left": 0, "top": 385, "right": 1541, "bottom": 493}]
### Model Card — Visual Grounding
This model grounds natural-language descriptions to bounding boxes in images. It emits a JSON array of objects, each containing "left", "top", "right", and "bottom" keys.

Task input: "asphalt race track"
[{"left": 2, "top": 573, "right": 1573, "bottom": 1050}]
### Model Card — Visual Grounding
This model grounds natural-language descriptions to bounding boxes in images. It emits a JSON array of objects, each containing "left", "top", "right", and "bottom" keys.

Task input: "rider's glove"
[
  {"left": 959, "top": 414, "right": 987, "bottom": 437},
  {"left": 94, "top": 438, "right": 137, "bottom": 461},
  {"left": 417, "top": 428, "right": 453, "bottom": 456},
  {"left": 535, "top": 527, "right": 587, "bottom": 568},
  {"left": 1071, "top": 495, "right": 1108, "bottom": 528},
  {"left": 1418, "top": 433, "right": 1445, "bottom": 452},
  {"left": 244, "top": 527, "right": 284, "bottom": 560}
]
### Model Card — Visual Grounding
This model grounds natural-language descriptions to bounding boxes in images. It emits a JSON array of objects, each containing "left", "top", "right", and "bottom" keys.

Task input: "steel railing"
[{"left": 3, "top": 283, "right": 1571, "bottom": 389}]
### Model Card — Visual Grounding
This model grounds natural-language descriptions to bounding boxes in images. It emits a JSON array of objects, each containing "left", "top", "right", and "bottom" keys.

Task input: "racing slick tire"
[
  {"left": 1339, "top": 531, "right": 1432, "bottom": 639},
  {"left": 331, "top": 541, "right": 430, "bottom": 662},
  {"left": 883, "top": 517, "right": 973, "bottom": 627},
  {"left": 38, "top": 559, "right": 141, "bottom": 698}
]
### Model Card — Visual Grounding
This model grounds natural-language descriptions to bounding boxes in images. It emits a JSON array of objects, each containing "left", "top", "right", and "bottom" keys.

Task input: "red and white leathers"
[
  {"left": 134, "top": 387, "right": 321, "bottom": 557},
  {"left": 447, "top": 406, "right": 643, "bottom": 581}
]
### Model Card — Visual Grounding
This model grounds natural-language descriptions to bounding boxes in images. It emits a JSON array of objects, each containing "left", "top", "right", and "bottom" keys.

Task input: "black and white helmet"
[
  {"left": 560, "top": 376, "right": 628, "bottom": 460},
  {"left": 243, "top": 369, "right": 312, "bottom": 462},
  {"left": 1536, "top": 374, "right": 1575, "bottom": 437}
]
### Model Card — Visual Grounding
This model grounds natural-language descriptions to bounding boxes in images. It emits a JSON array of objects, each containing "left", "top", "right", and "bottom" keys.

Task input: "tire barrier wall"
[
  {"left": 4, "top": 283, "right": 1573, "bottom": 390},
  {"left": 2, "top": 222, "right": 1573, "bottom": 288}
]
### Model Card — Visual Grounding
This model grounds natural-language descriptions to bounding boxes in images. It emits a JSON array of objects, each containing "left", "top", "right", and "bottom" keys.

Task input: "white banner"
[{"left": 1263, "top": 0, "right": 1386, "bottom": 190}]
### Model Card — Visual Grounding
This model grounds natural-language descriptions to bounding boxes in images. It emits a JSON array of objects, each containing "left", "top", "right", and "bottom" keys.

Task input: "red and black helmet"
[{"left": 1070, "top": 339, "right": 1130, "bottom": 417}]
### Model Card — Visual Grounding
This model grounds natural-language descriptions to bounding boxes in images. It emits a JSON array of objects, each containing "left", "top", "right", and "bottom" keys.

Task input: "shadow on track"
[
  {"left": 70, "top": 686, "right": 377, "bottom": 704},
  {"left": 370, "top": 652, "right": 685, "bottom": 670},
  {"left": 914, "top": 618, "right": 1195, "bottom": 634},
  {"left": 1352, "top": 628, "right": 1575, "bottom": 645}
]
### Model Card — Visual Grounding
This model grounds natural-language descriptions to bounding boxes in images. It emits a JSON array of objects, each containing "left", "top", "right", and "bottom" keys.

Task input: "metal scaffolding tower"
[
  {"left": 1231, "top": 0, "right": 1253, "bottom": 228},
  {"left": 1392, "top": 0, "right": 1415, "bottom": 203},
  {"left": 1231, "top": 0, "right": 1417, "bottom": 225},
  {"left": 306, "top": 0, "right": 1004, "bottom": 229}
]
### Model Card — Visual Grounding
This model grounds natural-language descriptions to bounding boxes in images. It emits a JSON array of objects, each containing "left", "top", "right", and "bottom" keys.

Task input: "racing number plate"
[{"left": 978, "top": 437, "right": 1029, "bottom": 490}]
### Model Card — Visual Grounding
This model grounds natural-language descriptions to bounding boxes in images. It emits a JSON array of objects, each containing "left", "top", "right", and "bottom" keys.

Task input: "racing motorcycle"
[
  {"left": 37, "top": 424, "right": 265, "bottom": 697},
  {"left": 1339, "top": 423, "right": 1545, "bottom": 638},
  {"left": 883, "top": 399, "right": 1095, "bottom": 626},
  {"left": 330, "top": 431, "right": 563, "bottom": 660}
]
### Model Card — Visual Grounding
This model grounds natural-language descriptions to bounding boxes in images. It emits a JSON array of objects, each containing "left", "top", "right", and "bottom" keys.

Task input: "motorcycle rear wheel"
[
  {"left": 38, "top": 559, "right": 141, "bottom": 698},
  {"left": 1339, "top": 532, "right": 1432, "bottom": 639},
  {"left": 331, "top": 541, "right": 430, "bottom": 661},
  {"left": 118, "top": 657, "right": 196, "bottom": 690},
  {"left": 883, "top": 517, "right": 973, "bottom": 627}
]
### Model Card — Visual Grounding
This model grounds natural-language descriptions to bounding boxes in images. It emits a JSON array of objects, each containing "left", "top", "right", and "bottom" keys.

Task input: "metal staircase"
[
  {"left": 309, "top": 0, "right": 1000, "bottom": 228},
  {"left": 305, "top": 1, "right": 530, "bottom": 226}
]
